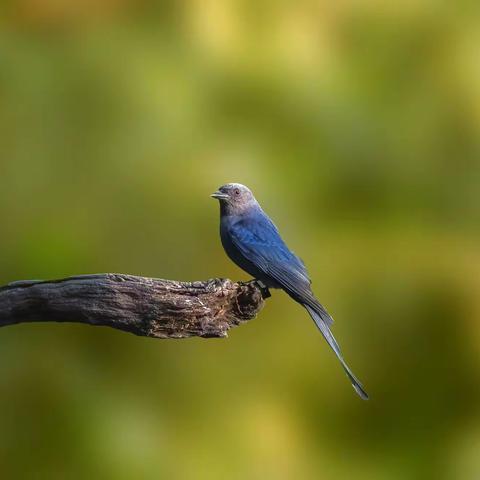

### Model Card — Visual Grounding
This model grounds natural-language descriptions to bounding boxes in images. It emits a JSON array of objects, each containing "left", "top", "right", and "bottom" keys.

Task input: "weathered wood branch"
[{"left": 0, "top": 274, "right": 266, "bottom": 338}]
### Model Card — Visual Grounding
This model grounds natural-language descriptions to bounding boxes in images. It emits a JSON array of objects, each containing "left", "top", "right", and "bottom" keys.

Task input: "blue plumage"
[{"left": 212, "top": 183, "right": 368, "bottom": 400}]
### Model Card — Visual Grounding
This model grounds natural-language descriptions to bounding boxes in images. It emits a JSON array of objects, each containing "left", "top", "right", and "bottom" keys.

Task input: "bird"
[{"left": 211, "top": 183, "right": 368, "bottom": 400}]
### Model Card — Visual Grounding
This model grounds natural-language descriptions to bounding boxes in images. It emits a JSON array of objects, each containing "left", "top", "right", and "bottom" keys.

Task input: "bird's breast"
[{"left": 219, "top": 217, "right": 266, "bottom": 281}]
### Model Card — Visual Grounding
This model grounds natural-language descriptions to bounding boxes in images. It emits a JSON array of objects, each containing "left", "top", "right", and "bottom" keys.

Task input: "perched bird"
[{"left": 211, "top": 183, "right": 368, "bottom": 400}]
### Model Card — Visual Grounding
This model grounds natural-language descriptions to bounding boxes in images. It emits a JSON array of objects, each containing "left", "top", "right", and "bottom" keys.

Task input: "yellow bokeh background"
[{"left": 0, "top": 1, "right": 479, "bottom": 479}]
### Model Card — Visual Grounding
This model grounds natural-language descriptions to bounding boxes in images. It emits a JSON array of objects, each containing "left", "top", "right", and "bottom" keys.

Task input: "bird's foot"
[{"left": 255, "top": 280, "right": 271, "bottom": 299}]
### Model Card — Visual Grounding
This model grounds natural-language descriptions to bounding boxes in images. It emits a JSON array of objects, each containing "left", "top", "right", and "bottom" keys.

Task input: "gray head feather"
[{"left": 211, "top": 183, "right": 259, "bottom": 215}]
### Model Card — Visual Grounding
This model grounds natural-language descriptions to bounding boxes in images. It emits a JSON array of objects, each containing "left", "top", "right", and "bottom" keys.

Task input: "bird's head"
[{"left": 210, "top": 183, "right": 258, "bottom": 214}]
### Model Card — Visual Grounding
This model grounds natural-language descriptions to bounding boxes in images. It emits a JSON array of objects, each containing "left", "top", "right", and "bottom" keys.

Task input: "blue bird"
[{"left": 211, "top": 183, "right": 368, "bottom": 400}]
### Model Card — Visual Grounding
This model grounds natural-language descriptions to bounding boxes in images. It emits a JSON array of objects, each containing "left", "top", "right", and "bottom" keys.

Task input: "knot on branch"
[{"left": 232, "top": 281, "right": 266, "bottom": 321}]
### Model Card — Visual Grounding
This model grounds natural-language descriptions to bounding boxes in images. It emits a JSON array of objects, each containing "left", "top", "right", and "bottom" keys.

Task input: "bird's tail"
[{"left": 304, "top": 304, "right": 369, "bottom": 400}]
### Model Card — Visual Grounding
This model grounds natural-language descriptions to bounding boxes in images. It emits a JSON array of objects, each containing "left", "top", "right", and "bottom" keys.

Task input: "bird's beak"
[{"left": 210, "top": 191, "right": 229, "bottom": 200}]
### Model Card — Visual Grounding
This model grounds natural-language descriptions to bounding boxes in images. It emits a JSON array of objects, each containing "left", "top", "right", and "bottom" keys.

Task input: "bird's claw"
[{"left": 255, "top": 280, "right": 271, "bottom": 299}]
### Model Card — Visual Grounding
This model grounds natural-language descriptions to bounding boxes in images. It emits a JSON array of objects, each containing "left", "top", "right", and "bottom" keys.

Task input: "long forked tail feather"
[{"left": 304, "top": 304, "right": 369, "bottom": 400}]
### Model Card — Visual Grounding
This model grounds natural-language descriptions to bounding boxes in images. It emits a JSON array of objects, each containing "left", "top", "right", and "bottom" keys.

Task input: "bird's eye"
[{"left": 234, "top": 189, "right": 240, "bottom": 196}]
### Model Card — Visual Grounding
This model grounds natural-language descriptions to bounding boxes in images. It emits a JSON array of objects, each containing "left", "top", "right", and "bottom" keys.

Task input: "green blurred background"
[{"left": 1, "top": 1, "right": 479, "bottom": 479}]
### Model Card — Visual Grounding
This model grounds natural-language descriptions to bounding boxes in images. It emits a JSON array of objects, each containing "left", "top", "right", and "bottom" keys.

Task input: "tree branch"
[{"left": 0, "top": 274, "right": 266, "bottom": 338}]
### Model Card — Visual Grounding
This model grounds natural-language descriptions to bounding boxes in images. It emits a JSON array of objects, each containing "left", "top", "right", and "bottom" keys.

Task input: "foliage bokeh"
[{"left": 0, "top": 1, "right": 479, "bottom": 479}]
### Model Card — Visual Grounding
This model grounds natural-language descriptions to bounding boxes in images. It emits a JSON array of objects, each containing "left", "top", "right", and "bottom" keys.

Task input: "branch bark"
[{"left": 0, "top": 274, "right": 266, "bottom": 338}]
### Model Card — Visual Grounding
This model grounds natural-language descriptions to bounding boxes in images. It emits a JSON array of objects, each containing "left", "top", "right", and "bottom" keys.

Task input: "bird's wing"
[
  {"left": 229, "top": 216, "right": 307, "bottom": 276},
  {"left": 228, "top": 215, "right": 326, "bottom": 311}
]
